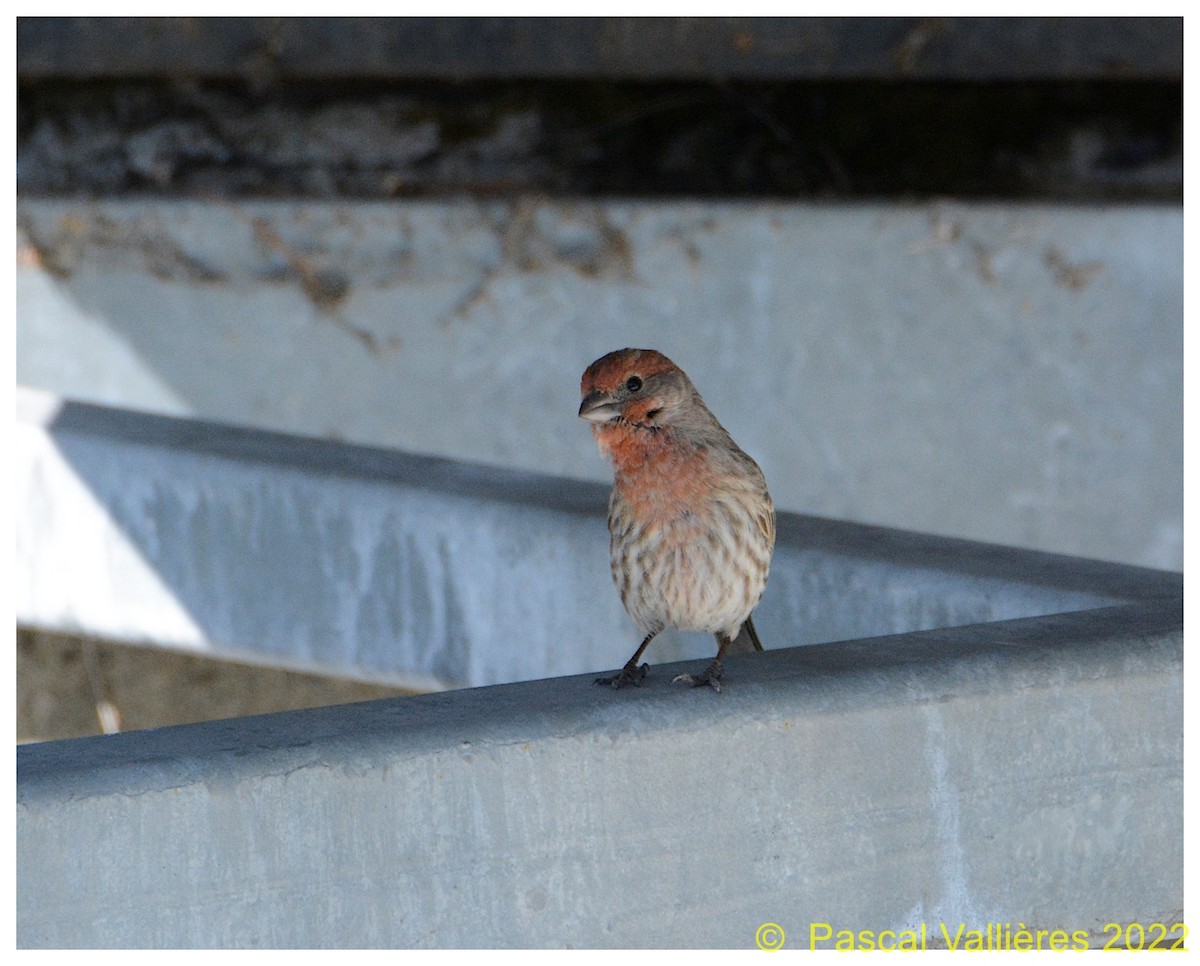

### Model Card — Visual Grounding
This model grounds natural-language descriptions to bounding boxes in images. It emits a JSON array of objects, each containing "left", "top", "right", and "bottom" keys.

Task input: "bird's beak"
[{"left": 578, "top": 389, "right": 621, "bottom": 423}]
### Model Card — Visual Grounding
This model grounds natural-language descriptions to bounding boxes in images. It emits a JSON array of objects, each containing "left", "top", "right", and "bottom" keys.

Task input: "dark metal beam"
[{"left": 17, "top": 17, "right": 1183, "bottom": 81}]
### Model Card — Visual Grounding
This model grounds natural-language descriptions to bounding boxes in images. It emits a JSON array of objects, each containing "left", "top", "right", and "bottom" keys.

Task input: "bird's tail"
[{"left": 726, "top": 614, "right": 765, "bottom": 655}]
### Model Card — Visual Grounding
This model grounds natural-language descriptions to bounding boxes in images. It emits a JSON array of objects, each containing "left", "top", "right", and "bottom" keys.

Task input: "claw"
[
  {"left": 595, "top": 662, "right": 649, "bottom": 689},
  {"left": 671, "top": 659, "right": 724, "bottom": 693}
]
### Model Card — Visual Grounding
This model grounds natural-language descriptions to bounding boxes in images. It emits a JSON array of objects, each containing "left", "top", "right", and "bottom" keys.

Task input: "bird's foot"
[
  {"left": 595, "top": 661, "right": 649, "bottom": 689},
  {"left": 671, "top": 659, "right": 724, "bottom": 693}
]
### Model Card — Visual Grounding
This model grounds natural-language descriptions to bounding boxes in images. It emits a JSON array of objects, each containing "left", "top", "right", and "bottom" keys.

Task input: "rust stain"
[
  {"left": 249, "top": 217, "right": 351, "bottom": 311},
  {"left": 19, "top": 208, "right": 228, "bottom": 284},
  {"left": 444, "top": 198, "right": 636, "bottom": 327},
  {"left": 971, "top": 241, "right": 997, "bottom": 284},
  {"left": 1045, "top": 245, "right": 1105, "bottom": 292},
  {"left": 242, "top": 214, "right": 400, "bottom": 358}
]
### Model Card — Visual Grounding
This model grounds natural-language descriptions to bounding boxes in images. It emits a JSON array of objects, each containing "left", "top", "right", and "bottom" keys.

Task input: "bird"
[{"left": 578, "top": 348, "right": 775, "bottom": 692}]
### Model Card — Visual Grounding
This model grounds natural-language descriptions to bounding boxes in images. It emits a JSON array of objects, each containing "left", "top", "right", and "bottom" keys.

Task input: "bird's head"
[{"left": 578, "top": 348, "right": 692, "bottom": 432}]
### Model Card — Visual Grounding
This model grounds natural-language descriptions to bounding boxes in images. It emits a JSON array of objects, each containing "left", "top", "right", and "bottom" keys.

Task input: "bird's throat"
[{"left": 599, "top": 424, "right": 715, "bottom": 523}]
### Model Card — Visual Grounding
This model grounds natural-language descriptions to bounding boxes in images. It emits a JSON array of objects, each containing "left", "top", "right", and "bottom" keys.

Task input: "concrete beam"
[
  {"left": 15, "top": 199, "right": 1183, "bottom": 569},
  {"left": 18, "top": 388, "right": 1171, "bottom": 690},
  {"left": 17, "top": 598, "right": 1183, "bottom": 947}
]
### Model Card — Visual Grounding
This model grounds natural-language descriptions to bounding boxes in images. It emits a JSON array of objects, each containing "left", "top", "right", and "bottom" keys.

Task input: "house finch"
[{"left": 579, "top": 348, "right": 775, "bottom": 692}]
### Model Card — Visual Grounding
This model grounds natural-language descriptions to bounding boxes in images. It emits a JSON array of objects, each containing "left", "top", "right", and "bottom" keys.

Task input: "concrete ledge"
[
  {"left": 16, "top": 391, "right": 1183, "bottom": 946},
  {"left": 17, "top": 599, "right": 1182, "bottom": 947},
  {"left": 17, "top": 388, "right": 1173, "bottom": 689}
]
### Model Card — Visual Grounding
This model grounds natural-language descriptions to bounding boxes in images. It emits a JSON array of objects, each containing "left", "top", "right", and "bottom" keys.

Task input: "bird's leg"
[
  {"left": 672, "top": 632, "right": 735, "bottom": 693},
  {"left": 741, "top": 615, "right": 765, "bottom": 653},
  {"left": 595, "top": 632, "right": 657, "bottom": 689}
]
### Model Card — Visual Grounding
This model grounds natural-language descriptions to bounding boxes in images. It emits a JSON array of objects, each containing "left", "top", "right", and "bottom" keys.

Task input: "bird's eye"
[{"left": 625, "top": 376, "right": 643, "bottom": 392}]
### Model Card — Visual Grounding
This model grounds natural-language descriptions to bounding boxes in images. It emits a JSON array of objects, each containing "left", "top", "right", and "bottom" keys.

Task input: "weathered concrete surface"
[
  {"left": 19, "top": 389, "right": 1165, "bottom": 690},
  {"left": 17, "top": 391, "right": 1182, "bottom": 947},
  {"left": 16, "top": 601, "right": 1183, "bottom": 948},
  {"left": 15, "top": 199, "right": 1182, "bottom": 569}
]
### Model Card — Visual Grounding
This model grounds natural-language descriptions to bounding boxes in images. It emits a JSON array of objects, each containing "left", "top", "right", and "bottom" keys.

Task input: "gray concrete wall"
[
  {"left": 17, "top": 598, "right": 1182, "bottom": 948},
  {"left": 16, "top": 198, "right": 1182, "bottom": 570},
  {"left": 19, "top": 388, "right": 1164, "bottom": 690},
  {"left": 16, "top": 386, "right": 1183, "bottom": 949}
]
